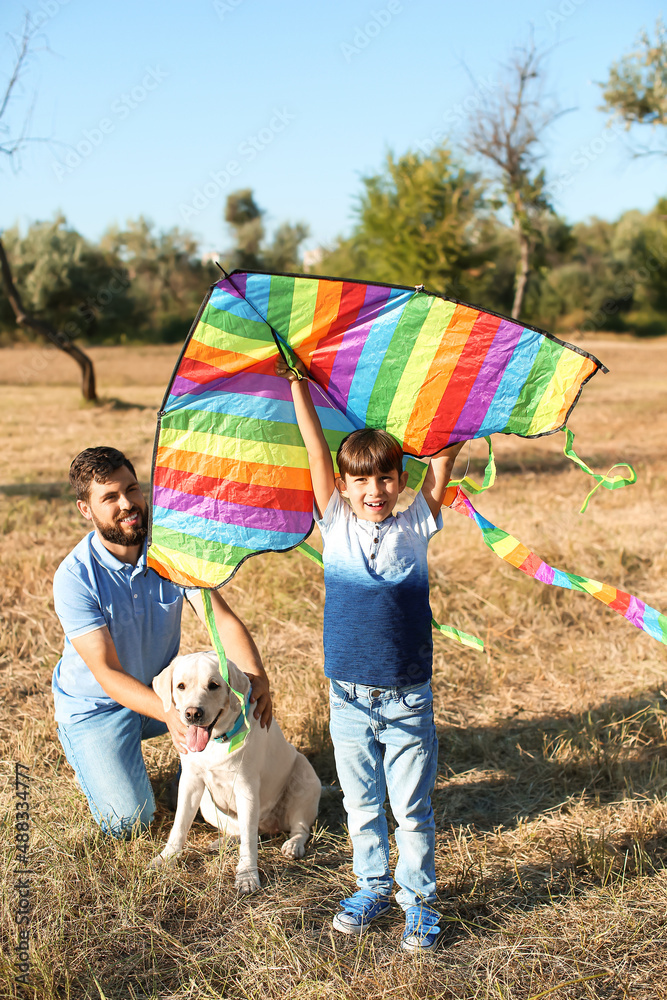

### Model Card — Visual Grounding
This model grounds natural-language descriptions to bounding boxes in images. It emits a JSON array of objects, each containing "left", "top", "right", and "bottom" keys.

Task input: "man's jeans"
[
  {"left": 57, "top": 707, "right": 169, "bottom": 838},
  {"left": 328, "top": 678, "right": 438, "bottom": 910}
]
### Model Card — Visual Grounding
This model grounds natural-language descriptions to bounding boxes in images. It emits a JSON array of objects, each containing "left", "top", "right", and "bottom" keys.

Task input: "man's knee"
[{"left": 93, "top": 797, "right": 155, "bottom": 839}]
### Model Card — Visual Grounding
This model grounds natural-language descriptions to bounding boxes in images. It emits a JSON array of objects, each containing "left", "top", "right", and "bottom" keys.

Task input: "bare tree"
[
  {"left": 464, "top": 38, "right": 566, "bottom": 319},
  {"left": 0, "top": 14, "right": 97, "bottom": 400}
]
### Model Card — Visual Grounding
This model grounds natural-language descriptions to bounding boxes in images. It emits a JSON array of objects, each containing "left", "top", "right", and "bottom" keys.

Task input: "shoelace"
[
  {"left": 405, "top": 906, "right": 440, "bottom": 936},
  {"left": 340, "top": 891, "right": 389, "bottom": 916}
]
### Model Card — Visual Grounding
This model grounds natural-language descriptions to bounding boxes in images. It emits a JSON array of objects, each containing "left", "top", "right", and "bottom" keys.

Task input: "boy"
[{"left": 276, "top": 359, "right": 463, "bottom": 952}]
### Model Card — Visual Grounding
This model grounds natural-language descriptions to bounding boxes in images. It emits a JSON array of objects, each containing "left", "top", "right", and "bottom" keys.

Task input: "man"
[{"left": 52, "top": 446, "right": 271, "bottom": 837}]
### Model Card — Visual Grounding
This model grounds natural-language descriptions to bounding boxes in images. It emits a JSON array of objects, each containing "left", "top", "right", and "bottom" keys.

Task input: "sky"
[{"left": 2, "top": 0, "right": 665, "bottom": 257}]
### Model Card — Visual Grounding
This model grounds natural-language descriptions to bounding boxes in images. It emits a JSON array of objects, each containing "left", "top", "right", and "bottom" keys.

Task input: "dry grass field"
[{"left": 1, "top": 336, "right": 667, "bottom": 999}]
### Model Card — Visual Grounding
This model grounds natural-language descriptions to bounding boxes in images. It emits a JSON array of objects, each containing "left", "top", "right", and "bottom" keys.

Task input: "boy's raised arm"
[
  {"left": 421, "top": 441, "right": 466, "bottom": 519},
  {"left": 275, "top": 358, "right": 336, "bottom": 518}
]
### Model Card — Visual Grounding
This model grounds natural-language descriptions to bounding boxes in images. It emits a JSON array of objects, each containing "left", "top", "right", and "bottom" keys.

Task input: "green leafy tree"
[
  {"left": 223, "top": 190, "right": 265, "bottom": 271},
  {"left": 1, "top": 216, "right": 135, "bottom": 344},
  {"left": 525, "top": 203, "right": 667, "bottom": 336},
  {"left": 222, "top": 189, "right": 309, "bottom": 273},
  {"left": 600, "top": 18, "right": 667, "bottom": 155},
  {"left": 608, "top": 201, "right": 667, "bottom": 332},
  {"left": 318, "top": 146, "right": 505, "bottom": 306},
  {"left": 100, "top": 217, "right": 211, "bottom": 342}
]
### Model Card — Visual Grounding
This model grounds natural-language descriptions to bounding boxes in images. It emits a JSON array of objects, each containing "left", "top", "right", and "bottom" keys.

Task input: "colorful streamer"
[{"left": 443, "top": 486, "right": 667, "bottom": 644}]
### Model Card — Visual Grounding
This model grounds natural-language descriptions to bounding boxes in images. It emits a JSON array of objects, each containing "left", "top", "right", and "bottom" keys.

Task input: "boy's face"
[{"left": 337, "top": 468, "right": 408, "bottom": 522}]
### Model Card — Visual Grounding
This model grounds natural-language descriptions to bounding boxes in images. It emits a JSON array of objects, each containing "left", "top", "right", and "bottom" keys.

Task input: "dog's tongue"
[{"left": 186, "top": 725, "right": 210, "bottom": 753}]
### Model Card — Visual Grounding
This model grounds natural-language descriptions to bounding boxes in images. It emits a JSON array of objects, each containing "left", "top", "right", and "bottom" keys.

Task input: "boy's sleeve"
[
  {"left": 53, "top": 563, "right": 107, "bottom": 639},
  {"left": 315, "top": 488, "right": 345, "bottom": 533},
  {"left": 402, "top": 490, "right": 443, "bottom": 540}
]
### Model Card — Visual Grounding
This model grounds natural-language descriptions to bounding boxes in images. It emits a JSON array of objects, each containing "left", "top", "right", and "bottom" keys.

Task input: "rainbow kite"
[{"left": 147, "top": 269, "right": 665, "bottom": 647}]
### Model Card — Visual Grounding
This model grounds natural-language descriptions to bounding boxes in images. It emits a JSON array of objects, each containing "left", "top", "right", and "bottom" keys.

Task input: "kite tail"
[
  {"left": 443, "top": 485, "right": 667, "bottom": 645},
  {"left": 563, "top": 429, "right": 637, "bottom": 513},
  {"left": 296, "top": 542, "right": 484, "bottom": 652},
  {"left": 201, "top": 589, "right": 249, "bottom": 723}
]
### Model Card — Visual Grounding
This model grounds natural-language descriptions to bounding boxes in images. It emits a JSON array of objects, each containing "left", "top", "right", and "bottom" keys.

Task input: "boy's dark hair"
[
  {"left": 336, "top": 429, "right": 403, "bottom": 479},
  {"left": 69, "top": 447, "right": 137, "bottom": 502}
]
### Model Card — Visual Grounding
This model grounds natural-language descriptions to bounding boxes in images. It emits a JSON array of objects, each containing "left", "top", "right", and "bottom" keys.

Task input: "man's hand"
[
  {"left": 165, "top": 703, "right": 189, "bottom": 753},
  {"left": 246, "top": 671, "right": 272, "bottom": 730}
]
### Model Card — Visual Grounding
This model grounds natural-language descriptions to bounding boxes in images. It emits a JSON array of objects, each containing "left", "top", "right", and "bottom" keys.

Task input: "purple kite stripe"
[
  {"left": 450, "top": 318, "right": 526, "bottom": 439},
  {"left": 534, "top": 562, "right": 555, "bottom": 585},
  {"left": 218, "top": 273, "right": 247, "bottom": 300},
  {"left": 327, "top": 284, "right": 393, "bottom": 410},
  {"left": 170, "top": 371, "right": 294, "bottom": 401},
  {"left": 153, "top": 483, "right": 311, "bottom": 534},
  {"left": 170, "top": 374, "right": 209, "bottom": 398},
  {"left": 626, "top": 594, "right": 647, "bottom": 629}
]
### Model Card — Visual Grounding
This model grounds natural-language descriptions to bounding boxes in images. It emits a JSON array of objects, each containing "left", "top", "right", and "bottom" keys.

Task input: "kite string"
[
  {"left": 201, "top": 589, "right": 249, "bottom": 724},
  {"left": 447, "top": 436, "right": 496, "bottom": 495}
]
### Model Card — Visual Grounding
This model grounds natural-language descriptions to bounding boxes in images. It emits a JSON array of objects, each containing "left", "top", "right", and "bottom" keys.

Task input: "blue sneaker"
[
  {"left": 332, "top": 890, "right": 392, "bottom": 935},
  {"left": 401, "top": 904, "right": 442, "bottom": 953}
]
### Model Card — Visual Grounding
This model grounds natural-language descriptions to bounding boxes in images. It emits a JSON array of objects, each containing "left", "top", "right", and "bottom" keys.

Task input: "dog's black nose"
[{"left": 185, "top": 706, "right": 204, "bottom": 724}]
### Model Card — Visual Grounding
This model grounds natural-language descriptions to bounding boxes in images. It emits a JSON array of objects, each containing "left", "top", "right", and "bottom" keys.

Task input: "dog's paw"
[
  {"left": 281, "top": 836, "right": 307, "bottom": 860},
  {"left": 235, "top": 866, "right": 261, "bottom": 894},
  {"left": 148, "top": 849, "right": 180, "bottom": 870}
]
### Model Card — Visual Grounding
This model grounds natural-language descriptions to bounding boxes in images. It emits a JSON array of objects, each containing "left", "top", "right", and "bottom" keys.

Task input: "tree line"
[
  {"left": 2, "top": 164, "right": 665, "bottom": 353},
  {"left": 1, "top": 17, "right": 665, "bottom": 402}
]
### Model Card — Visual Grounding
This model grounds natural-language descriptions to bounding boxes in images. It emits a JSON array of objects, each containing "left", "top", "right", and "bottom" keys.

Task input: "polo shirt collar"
[
  {"left": 90, "top": 531, "right": 147, "bottom": 575},
  {"left": 355, "top": 513, "right": 395, "bottom": 534}
]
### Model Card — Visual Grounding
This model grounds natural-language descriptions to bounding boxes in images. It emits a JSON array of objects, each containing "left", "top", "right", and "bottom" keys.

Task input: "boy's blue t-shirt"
[{"left": 316, "top": 490, "right": 442, "bottom": 687}]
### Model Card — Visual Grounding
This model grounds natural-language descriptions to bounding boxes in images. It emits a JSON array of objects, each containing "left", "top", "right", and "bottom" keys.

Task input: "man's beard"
[{"left": 92, "top": 507, "right": 147, "bottom": 547}]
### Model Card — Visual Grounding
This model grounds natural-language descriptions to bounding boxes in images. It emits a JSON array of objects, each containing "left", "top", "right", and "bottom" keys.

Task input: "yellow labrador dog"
[{"left": 150, "top": 650, "right": 321, "bottom": 893}]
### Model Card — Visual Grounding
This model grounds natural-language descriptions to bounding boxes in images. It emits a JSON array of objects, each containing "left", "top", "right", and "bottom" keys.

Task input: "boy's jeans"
[
  {"left": 57, "top": 707, "right": 169, "bottom": 838},
  {"left": 329, "top": 678, "right": 438, "bottom": 910}
]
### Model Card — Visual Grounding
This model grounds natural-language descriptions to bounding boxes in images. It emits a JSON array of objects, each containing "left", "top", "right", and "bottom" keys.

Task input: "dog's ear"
[
  {"left": 206, "top": 649, "right": 234, "bottom": 688},
  {"left": 152, "top": 660, "right": 176, "bottom": 713},
  {"left": 205, "top": 650, "right": 221, "bottom": 676},
  {"left": 226, "top": 659, "right": 251, "bottom": 703}
]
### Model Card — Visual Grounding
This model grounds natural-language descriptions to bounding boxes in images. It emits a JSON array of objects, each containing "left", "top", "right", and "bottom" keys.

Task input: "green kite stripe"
[{"left": 365, "top": 291, "right": 433, "bottom": 429}]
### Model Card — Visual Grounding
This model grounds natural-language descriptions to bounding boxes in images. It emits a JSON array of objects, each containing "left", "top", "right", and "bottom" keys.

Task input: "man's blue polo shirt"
[{"left": 52, "top": 531, "right": 185, "bottom": 725}]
